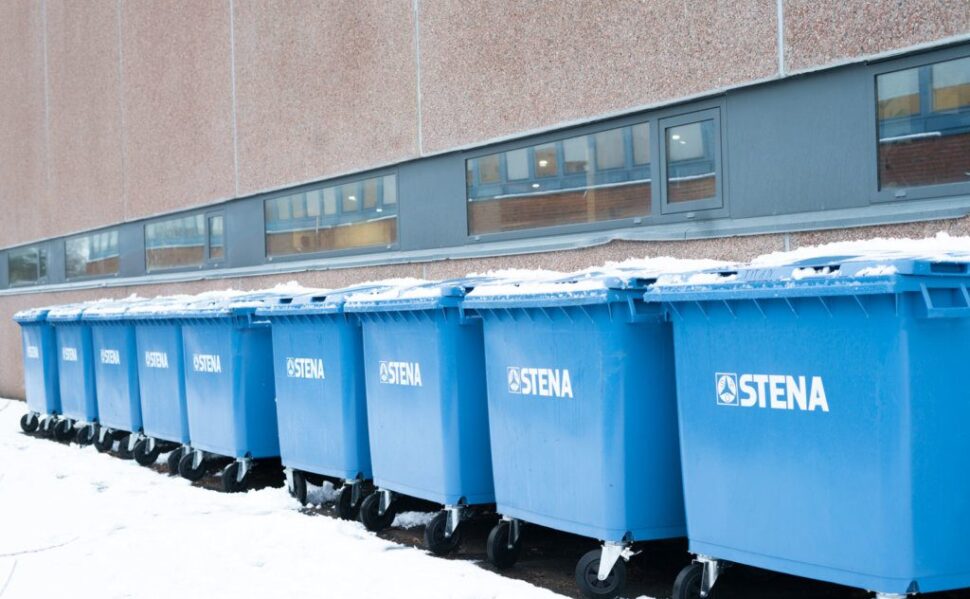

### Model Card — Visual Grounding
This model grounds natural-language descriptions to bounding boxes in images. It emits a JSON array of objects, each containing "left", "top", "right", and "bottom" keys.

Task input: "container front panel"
[
  {"left": 55, "top": 325, "right": 98, "bottom": 421},
  {"left": 20, "top": 323, "right": 60, "bottom": 415},
  {"left": 482, "top": 305, "right": 685, "bottom": 542},
  {"left": 672, "top": 293, "right": 970, "bottom": 593},
  {"left": 361, "top": 312, "right": 494, "bottom": 505},
  {"left": 271, "top": 317, "right": 371, "bottom": 479},
  {"left": 91, "top": 325, "right": 143, "bottom": 432},
  {"left": 135, "top": 323, "right": 189, "bottom": 444}
]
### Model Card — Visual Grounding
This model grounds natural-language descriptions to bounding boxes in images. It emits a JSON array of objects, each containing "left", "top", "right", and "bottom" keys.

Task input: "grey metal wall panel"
[
  {"left": 0, "top": 252, "right": 7, "bottom": 288},
  {"left": 118, "top": 221, "right": 145, "bottom": 278},
  {"left": 397, "top": 154, "right": 469, "bottom": 250},
  {"left": 726, "top": 64, "right": 874, "bottom": 219},
  {"left": 47, "top": 240, "right": 65, "bottom": 285},
  {"left": 225, "top": 198, "right": 264, "bottom": 268}
]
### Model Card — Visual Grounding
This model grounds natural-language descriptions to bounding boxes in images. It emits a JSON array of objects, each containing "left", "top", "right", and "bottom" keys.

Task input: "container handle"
[{"left": 920, "top": 283, "right": 970, "bottom": 319}]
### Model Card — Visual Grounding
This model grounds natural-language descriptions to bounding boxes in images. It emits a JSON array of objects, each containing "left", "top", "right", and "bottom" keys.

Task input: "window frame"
[
  {"left": 64, "top": 227, "right": 121, "bottom": 282},
  {"left": 205, "top": 211, "right": 226, "bottom": 265},
  {"left": 870, "top": 45, "right": 970, "bottom": 204},
  {"left": 659, "top": 108, "right": 724, "bottom": 214},
  {"left": 6, "top": 243, "right": 50, "bottom": 287}
]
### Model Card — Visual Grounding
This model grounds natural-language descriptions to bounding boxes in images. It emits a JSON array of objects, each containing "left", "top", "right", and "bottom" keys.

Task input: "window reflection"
[
  {"left": 145, "top": 214, "right": 206, "bottom": 271},
  {"left": 66, "top": 230, "right": 119, "bottom": 279},
  {"left": 666, "top": 120, "right": 716, "bottom": 203},
  {"left": 8, "top": 245, "right": 48, "bottom": 285}
]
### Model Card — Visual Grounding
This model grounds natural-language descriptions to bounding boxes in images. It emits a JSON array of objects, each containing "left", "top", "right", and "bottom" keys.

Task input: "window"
[
  {"left": 465, "top": 122, "right": 652, "bottom": 235},
  {"left": 877, "top": 56, "right": 970, "bottom": 190},
  {"left": 659, "top": 109, "right": 721, "bottom": 213},
  {"left": 265, "top": 173, "right": 398, "bottom": 257},
  {"left": 66, "top": 229, "right": 119, "bottom": 279},
  {"left": 145, "top": 214, "right": 206, "bottom": 271},
  {"left": 8, "top": 245, "right": 47, "bottom": 286},
  {"left": 208, "top": 216, "right": 224, "bottom": 261}
]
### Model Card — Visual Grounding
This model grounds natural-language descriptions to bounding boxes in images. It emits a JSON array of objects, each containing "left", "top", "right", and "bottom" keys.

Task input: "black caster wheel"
[
  {"left": 178, "top": 451, "right": 207, "bottom": 482},
  {"left": 575, "top": 549, "right": 627, "bottom": 599},
  {"left": 52, "top": 419, "right": 75, "bottom": 442},
  {"left": 288, "top": 470, "right": 308, "bottom": 506},
  {"left": 93, "top": 428, "right": 114, "bottom": 453},
  {"left": 672, "top": 562, "right": 714, "bottom": 599},
  {"left": 39, "top": 417, "right": 55, "bottom": 438},
  {"left": 166, "top": 447, "right": 184, "bottom": 476},
  {"left": 335, "top": 485, "right": 361, "bottom": 521},
  {"left": 116, "top": 434, "right": 134, "bottom": 460},
  {"left": 133, "top": 438, "right": 162, "bottom": 466},
  {"left": 424, "top": 510, "right": 462, "bottom": 556},
  {"left": 359, "top": 492, "right": 397, "bottom": 532},
  {"left": 19, "top": 413, "right": 39, "bottom": 434},
  {"left": 221, "top": 462, "right": 248, "bottom": 493},
  {"left": 486, "top": 520, "right": 522, "bottom": 569},
  {"left": 75, "top": 424, "right": 96, "bottom": 446}
]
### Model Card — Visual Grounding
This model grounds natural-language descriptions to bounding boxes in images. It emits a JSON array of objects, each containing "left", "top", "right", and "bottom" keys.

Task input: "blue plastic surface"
[
  {"left": 47, "top": 304, "right": 99, "bottom": 422},
  {"left": 256, "top": 286, "right": 374, "bottom": 480},
  {"left": 13, "top": 308, "right": 61, "bottom": 416},
  {"left": 126, "top": 299, "right": 192, "bottom": 445},
  {"left": 179, "top": 293, "right": 281, "bottom": 459},
  {"left": 647, "top": 257, "right": 970, "bottom": 594},
  {"left": 464, "top": 275, "right": 685, "bottom": 542},
  {"left": 345, "top": 280, "right": 494, "bottom": 505},
  {"left": 83, "top": 300, "right": 147, "bottom": 433}
]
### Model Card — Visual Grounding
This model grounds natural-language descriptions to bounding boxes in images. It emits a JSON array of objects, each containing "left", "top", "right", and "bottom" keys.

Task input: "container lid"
[
  {"left": 647, "top": 253, "right": 970, "bottom": 303},
  {"left": 255, "top": 280, "right": 434, "bottom": 317},
  {"left": 46, "top": 299, "right": 117, "bottom": 323},
  {"left": 123, "top": 294, "right": 199, "bottom": 321},
  {"left": 13, "top": 306, "right": 55, "bottom": 323},
  {"left": 343, "top": 276, "right": 508, "bottom": 313},
  {"left": 171, "top": 288, "right": 304, "bottom": 319},
  {"left": 464, "top": 258, "right": 727, "bottom": 308},
  {"left": 80, "top": 296, "right": 151, "bottom": 321}
]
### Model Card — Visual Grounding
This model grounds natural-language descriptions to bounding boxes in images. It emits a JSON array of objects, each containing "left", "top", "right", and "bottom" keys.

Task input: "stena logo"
[
  {"left": 62, "top": 347, "right": 78, "bottom": 362},
  {"left": 379, "top": 361, "right": 422, "bottom": 387},
  {"left": 715, "top": 372, "right": 829, "bottom": 412},
  {"left": 26, "top": 346, "right": 39, "bottom": 359},
  {"left": 286, "top": 357, "right": 325, "bottom": 380},
  {"left": 193, "top": 353, "right": 222, "bottom": 374},
  {"left": 100, "top": 349, "right": 121, "bottom": 365},
  {"left": 507, "top": 366, "right": 573, "bottom": 399},
  {"left": 144, "top": 351, "right": 169, "bottom": 369}
]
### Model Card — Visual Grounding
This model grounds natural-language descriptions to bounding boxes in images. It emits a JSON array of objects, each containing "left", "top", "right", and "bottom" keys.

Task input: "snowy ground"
[{"left": 0, "top": 399, "right": 563, "bottom": 599}]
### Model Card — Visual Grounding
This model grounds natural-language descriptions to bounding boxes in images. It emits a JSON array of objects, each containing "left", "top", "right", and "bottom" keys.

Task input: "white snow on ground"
[
  {"left": 0, "top": 399, "right": 564, "bottom": 599},
  {"left": 392, "top": 511, "right": 436, "bottom": 530}
]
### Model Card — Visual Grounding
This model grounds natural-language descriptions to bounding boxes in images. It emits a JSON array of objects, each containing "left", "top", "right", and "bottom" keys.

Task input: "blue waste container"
[
  {"left": 345, "top": 279, "right": 494, "bottom": 554},
  {"left": 13, "top": 306, "right": 64, "bottom": 438},
  {"left": 464, "top": 271, "right": 686, "bottom": 599},
  {"left": 82, "top": 298, "right": 150, "bottom": 458},
  {"left": 648, "top": 256, "right": 970, "bottom": 599},
  {"left": 47, "top": 302, "right": 102, "bottom": 445},
  {"left": 257, "top": 285, "right": 389, "bottom": 517},
  {"left": 125, "top": 295, "right": 195, "bottom": 471},
  {"left": 174, "top": 290, "right": 285, "bottom": 493}
]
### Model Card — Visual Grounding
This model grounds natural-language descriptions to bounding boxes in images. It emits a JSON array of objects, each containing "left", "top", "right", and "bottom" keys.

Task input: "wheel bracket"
[
  {"left": 444, "top": 505, "right": 463, "bottom": 538},
  {"left": 597, "top": 541, "right": 637, "bottom": 582},
  {"left": 698, "top": 555, "right": 722, "bottom": 598},
  {"left": 378, "top": 489, "right": 393, "bottom": 516}
]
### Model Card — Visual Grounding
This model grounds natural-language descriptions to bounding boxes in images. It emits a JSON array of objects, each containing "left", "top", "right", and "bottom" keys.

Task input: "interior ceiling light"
[{"left": 538, "top": 160, "right": 549, "bottom": 167}]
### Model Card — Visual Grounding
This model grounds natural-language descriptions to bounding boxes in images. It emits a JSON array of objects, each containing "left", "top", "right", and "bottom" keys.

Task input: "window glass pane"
[
  {"left": 666, "top": 119, "right": 716, "bottom": 203},
  {"left": 878, "top": 57, "right": 970, "bottom": 189},
  {"left": 506, "top": 148, "right": 529, "bottom": 180},
  {"left": 632, "top": 123, "right": 650, "bottom": 165},
  {"left": 595, "top": 128, "right": 625, "bottom": 170},
  {"left": 66, "top": 229, "right": 120, "bottom": 279},
  {"left": 478, "top": 154, "right": 501, "bottom": 183},
  {"left": 208, "top": 216, "right": 224, "bottom": 261},
  {"left": 562, "top": 136, "right": 589, "bottom": 174},
  {"left": 8, "top": 245, "right": 47, "bottom": 285},
  {"left": 265, "top": 174, "right": 398, "bottom": 257},
  {"left": 382, "top": 175, "right": 397, "bottom": 205},
  {"left": 145, "top": 214, "right": 206, "bottom": 271},
  {"left": 533, "top": 144, "right": 558, "bottom": 177},
  {"left": 341, "top": 183, "right": 359, "bottom": 213},
  {"left": 466, "top": 122, "right": 651, "bottom": 235}
]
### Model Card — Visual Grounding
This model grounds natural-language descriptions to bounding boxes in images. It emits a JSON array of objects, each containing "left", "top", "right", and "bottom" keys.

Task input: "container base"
[
  {"left": 499, "top": 504, "right": 685, "bottom": 543},
  {"left": 372, "top": 478, "right": 494, "bottom": 507}
]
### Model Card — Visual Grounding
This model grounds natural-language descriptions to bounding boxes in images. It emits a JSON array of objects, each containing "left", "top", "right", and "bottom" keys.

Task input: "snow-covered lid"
[
  {"left": 256, "top": 280, "right": 430, "bottom": 317},
  {"left": 13, "top": 306, "right": 56, "bottom": 324},
  {"left": 81, "top": 295, "right": 150, "bottom": 321},
  {"left": 123, "top": 294, "right": 200, "bottom": 320},
  {"left": 344, "top": 276, "right": 508, "bottom": 313},
  {"left": 46, "top": 299, "right": 117, "bottom": 322},
  {"left": 173, "top": 283, "right": 318, "bottom": 319}
]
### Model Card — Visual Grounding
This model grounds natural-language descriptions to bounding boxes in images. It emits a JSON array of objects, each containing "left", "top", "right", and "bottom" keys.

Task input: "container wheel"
[
  {"left": 486, "top": 520, "right": 522, "bottom": 569},
  {"left": 575, "top": 549, "right": 627, "bottom": 599},
  {"left": 39, "top": 417, "right": 55, "bottom": 437},
  {"left": 288, "top": 470, "right": 308, "bottom": 506},
  {"left": 93, "top": 428, "right": 114, "bottom": 453},
  {"left": 178, "top": 451, "right": 206, "bottom": 482},
  {"left": 424, "top": 510, "right": 462, "bottom": 556},
  {"left": 335, "top": 485, "right": 361, "bottom": 521},
  {"left": 19, "top": 413, "right": 38, "bottom": 434},
  {"left": 359, "top": 492, "right": 397, "bottom": 532},
  {"left": 52, "top": 418, "right": 75, "bottom": 442},
  {"left": 672, "top": 562, "right": 713, "bottom": 599},
  {"left": 221, "top": 462, "right": 248, "bottom": 494},
  {"left": 166, "top": 447, "right": 183, "bottom": 476},
  {"left": 133, "top": 438, "right": 162, "bottom": 467},
  {"left": 116, "top": 434, "right": 134, "bottom": 460},
  {"left": 75, "top": 424, "right": 96, "bottom": 446}
]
